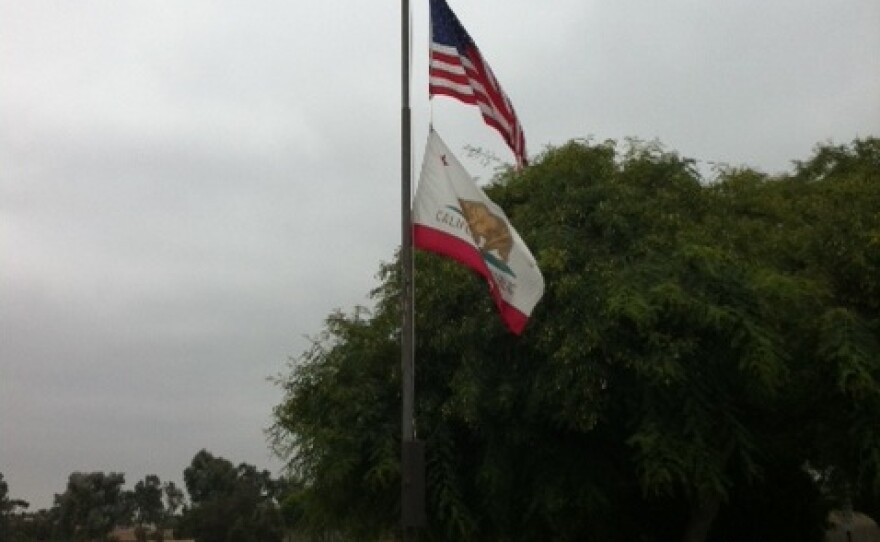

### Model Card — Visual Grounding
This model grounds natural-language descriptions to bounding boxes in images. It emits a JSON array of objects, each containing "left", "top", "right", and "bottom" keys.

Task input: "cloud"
[{"left": 1, "top": 0, "right": 878, "bottom": 510}]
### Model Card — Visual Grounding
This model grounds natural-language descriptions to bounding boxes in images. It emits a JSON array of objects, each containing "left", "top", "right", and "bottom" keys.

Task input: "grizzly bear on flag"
[{"left": 458, "top": 199, "right": 514, "bottom": 264}]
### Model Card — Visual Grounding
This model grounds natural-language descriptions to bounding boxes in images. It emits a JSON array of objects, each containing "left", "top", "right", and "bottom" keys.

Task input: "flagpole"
[
  {"left": 400, "top": 0, "right": 413, "bottom": 445},
  {"left": 400, "top": 0, "right": 419, "bottom": 539}
]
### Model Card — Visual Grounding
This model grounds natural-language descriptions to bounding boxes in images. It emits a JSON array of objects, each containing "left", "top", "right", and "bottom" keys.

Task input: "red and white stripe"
[{"left": 429, "top": 43, "right": 528, "bottom": 168}]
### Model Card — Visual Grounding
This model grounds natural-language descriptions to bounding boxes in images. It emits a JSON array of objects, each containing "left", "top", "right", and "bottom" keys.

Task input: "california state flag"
[{"left": 412, "top": 130, "right": 544, "bottom": 334}]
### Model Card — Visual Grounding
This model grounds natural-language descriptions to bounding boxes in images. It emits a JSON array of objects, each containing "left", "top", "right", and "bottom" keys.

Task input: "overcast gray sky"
[{"left": 2, "top": 0, "right": 878, "bottom": 510}]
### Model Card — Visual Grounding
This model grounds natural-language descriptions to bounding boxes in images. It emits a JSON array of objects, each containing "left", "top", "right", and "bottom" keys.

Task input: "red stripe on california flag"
[{"left": 413, "top": 224, "right": 530, "bottom": 335}]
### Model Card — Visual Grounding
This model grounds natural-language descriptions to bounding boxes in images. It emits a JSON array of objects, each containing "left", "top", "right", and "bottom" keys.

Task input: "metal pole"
[
  {"left": 401, "top": 0, "right": 413, "bottom": 450},
  {"left": 400, "top": 0, "right": 417, "bottom": 539}
]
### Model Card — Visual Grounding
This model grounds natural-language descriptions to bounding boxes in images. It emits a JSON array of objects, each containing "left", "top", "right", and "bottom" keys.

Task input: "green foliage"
[
  {"left": 1, "top": 473, "right": 11, "bottom": 540},
  {"left": 272, "top": 136, "right": 880, "bottom": 541},
  {"left": 131, "top": 475, "right": 164, "bottom": 528},
  {"left": 9, "top": 508, "right": 57, "bottom": 542},
  {"left": 178, "top": 450, "right": 283, "bottom": 542},
  {"left": 162, "top": 481, "right": 184, "bottom": 524},
  {"left": 1, "top": 473, "right": 30, "bottom": 542},
  {"left": 270, "top": 302, "right": 401, "bottom": 540},
  {"left": 53, "top": 472, "right": 130, "bottom": 542}
]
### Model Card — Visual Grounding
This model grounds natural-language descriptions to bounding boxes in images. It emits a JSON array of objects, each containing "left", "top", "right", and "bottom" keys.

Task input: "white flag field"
[{"left": 412, "top": 130, "right": 544, "bottom": 334}]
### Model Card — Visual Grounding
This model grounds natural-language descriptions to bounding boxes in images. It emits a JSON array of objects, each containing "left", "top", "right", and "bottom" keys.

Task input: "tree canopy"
[
  {"left": 1, "top": 473, "right": 30, "bottom": 541},
  {"left": 272, "top": 136, "right": 880, "bottom": 542},
  {"left": 177, "top": 450, "right": 284, "bottom": 542},
  {"left": 53, "top": 472, "right": 130, "bottom": 542}
]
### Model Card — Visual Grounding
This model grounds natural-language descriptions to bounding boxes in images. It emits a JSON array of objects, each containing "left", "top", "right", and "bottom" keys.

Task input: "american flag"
[{"left": 429, "top": 0, "right": 528, "bottom": 168}]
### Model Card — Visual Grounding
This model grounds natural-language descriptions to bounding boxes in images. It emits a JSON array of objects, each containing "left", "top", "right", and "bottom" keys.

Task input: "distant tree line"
[{"left": 0, "top": 450, "right": 285, "bottom": 542}]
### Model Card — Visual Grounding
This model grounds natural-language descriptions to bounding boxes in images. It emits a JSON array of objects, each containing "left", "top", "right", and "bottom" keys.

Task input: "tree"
[
  {"left": 12, "top": 508, "right": 57, "bottom": 542},
  {"left": 131, "top": 475, "right": 164, "bottom": 529},
  {"left": 178, "top": 450, "right": 283, "bottom": 542},
  {"left": 271, "top": 137, "right": 880, "bottom": 542},
  {"left": 1, "top": 473, "right": 30, "bottom": 541},
  {"left": 162, "top": 481, "right": 184, "bottom": 525},
  {"left": 3, "top": 474, "right": 190, "bottom": 542},
  {"left": 127, "top": 474, "right": 170, "bottom": 540},
  {"left": 131, "top": 475, "right": 163, "bottom": 527},
  {"left": 54, "top": 472, "right": 130, "bottom": 542},
  {"left": 787, "top": 139, "right": 880, "bottom": 519}
]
